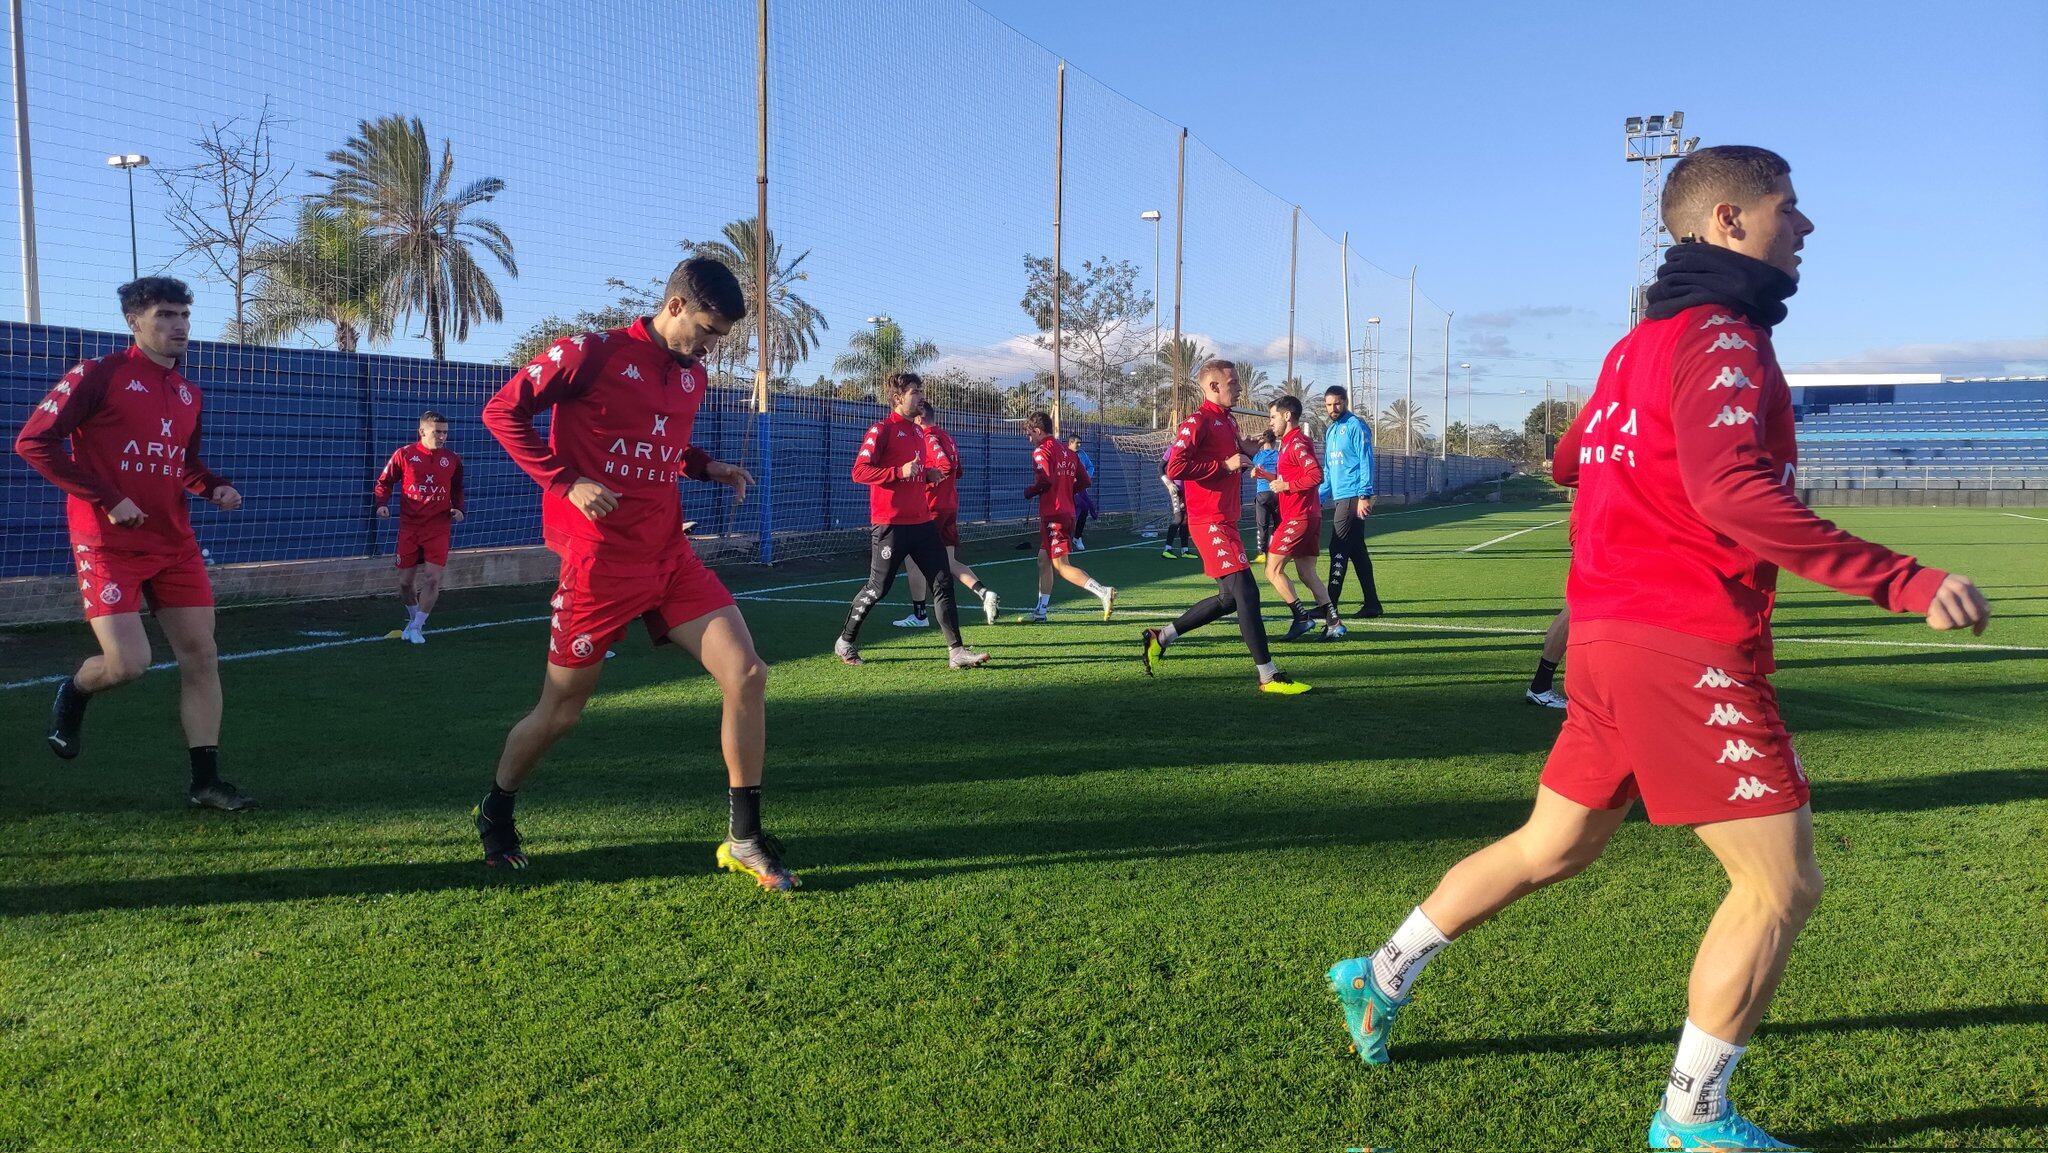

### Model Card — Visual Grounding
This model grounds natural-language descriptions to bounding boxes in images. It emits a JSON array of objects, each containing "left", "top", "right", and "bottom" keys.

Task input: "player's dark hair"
[
  {"left": 1027, "top": 412, "right": 1054, "bottom": 435},
  {"left": 117, "top": 276, "right": 193, "bottom": 319},
  {"left": 1323, "top": 384, "right": 1348, "bottom": 402},
  {"left": 662, "top": 257, "right": 747, "bottom": 321},
  {"left": 1661, "top": 146, "right": 1791, "bottom": 239},
  {"left": 419, "top": 410, "right": 447, "bottom": 426},
  {"left": 886, "top": 372, "right": 923, "bottom": 397},
  {"left": 917, "top": 399, "right": 935, "bottom": 419},
  {"left": 1065, "top": 433, "right": 1082, "bottom": 445},
  {"left": 1270, "top": 395, "right": 1302, "bottom": 420}
]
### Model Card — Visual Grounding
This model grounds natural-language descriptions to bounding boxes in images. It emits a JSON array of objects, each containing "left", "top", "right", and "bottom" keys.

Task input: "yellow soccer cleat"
[
  {"left": 1259, "top": 672, "right": 1312, "bottom": 695},
  {"left": 716, "top": 832, "right": 799, "bottom": 893}
]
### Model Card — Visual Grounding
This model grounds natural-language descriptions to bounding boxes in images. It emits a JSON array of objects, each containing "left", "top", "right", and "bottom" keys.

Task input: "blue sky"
[{"left": 7, "top": 0, "right": 2043, "bottom": 428}]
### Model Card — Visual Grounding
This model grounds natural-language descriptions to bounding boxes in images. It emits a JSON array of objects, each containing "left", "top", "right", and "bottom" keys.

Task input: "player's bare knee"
[
  {"left": 105, "top": 652, "right": 151, "bottom": 685},
  {"left": 1787, "top": 861, "right": 1825, "bottom": 920}
]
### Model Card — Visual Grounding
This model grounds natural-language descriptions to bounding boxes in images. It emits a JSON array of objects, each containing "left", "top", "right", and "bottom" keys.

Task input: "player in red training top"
[
  {"left": 1141, "top": 361, "right": 1309, "bottom": 694},
  {"left": 14, "top": 277, "right": 253, "bottom": 810},
  {"left": 374, "top": 410, "right": 465, "bottom": 644},
  {"left": 1326, "top": 147, "right": 1991, "bottom": 1150},
  {"left": 834, "top": 373, "right": 989, "bottom": 668},
  {"left": 1021, "top": 412, "right": 1115, "bottom": 623},
  {"left": 480, "top": 258, "right": 794, "bottom": 891},
  {"left": 1260, "top": 395, "right": 1341, "bottom": 642},
  {"left": 895, "top": 400, "right": 1002, "bottom": 629}
]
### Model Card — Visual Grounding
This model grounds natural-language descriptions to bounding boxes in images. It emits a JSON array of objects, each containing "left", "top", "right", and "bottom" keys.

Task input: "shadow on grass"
[{"left": 1786, "top": 1103, "right": 2048, "bottom": 1151}]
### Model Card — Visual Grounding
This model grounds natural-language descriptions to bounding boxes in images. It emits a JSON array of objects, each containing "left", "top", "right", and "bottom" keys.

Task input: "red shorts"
[
  {"left": 1039, "top": 515, "right": 1074, "bottom": 561},
  {"left": 395, "top": 518, "right": 452, "bottom": 568},
  {"left": 1194, "top": 520, "right": 1250, "bottom": 578},
  {"left": 547, "top": 550, "right": 735, "bottom": 668},
  {"left": 1269, "top": 512, "right": 1321, "bottom": 559},
  {"left": 934, "top": 507, "right": 960, "bottom": 548},
  {"left": 1540, "top": 638, "right": 1810, "bottom": 825},
  {"left": 73, "top": 541, "right": 212, "bottom": 619}
]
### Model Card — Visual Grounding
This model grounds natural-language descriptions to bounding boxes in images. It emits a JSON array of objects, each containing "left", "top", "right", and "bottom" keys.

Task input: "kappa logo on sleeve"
[
  {"left": 1707, "top": 405, "right": 1754, "bottom": 428},
  {"left": 1706, "top": 332, "right": 1755, "bottom": 352},
  {"left": 621, "top": 363, "right": 643, "bottom": 381},
  {"left": 1699, "top": 314, "right": 1739, "bottom": 329},
  {"left": 126, "top": 380, "right": 149, "bottom": 393},
  {"left": 1708, "top": 366, "right": 1755, "bottom": 391},
  {"left": 526, "top": 364, "right": 544, "bottom": 379},
  {"left": 37, "top": 398, "right": 59, "bottom": 415},
  {"left": 547, "top": 344, "right": 565, "bottom": 363}
]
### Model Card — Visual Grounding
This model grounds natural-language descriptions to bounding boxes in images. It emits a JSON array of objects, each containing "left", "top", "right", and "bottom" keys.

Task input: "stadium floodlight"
[
  {"left": 1626, "top": 116, "right": 1644, "bottom": 133},
  {"left": 1681, "top": 136, "right": 1699, "bottom": 154},
  {"left": 1646, "top": 114, "right": 1665, "bottom": 133},
  {"left": 1669, "top": 111, "right": 1684, "bottom": 130},
  {"left": 1139, "top": 210, "right": 1160, "bottom": 221},
  {"left": 105, "top": 153, "right": 150, "bottom": 280}
]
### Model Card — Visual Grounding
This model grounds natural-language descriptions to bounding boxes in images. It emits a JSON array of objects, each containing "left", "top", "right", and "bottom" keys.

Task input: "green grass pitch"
[{"left": 1, "top": 499, "right": 2042, "bottom": 1150}]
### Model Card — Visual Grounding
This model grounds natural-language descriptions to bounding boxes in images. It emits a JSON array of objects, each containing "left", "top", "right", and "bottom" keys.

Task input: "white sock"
[
  {"left": 1663, "top": 1020, "right": 1744, "bottom": 1124},
  {"left": 1084, "top": 579, "right": 1109, "bottom": 597},
  {"left": 1255, "top": 661, "right": 1278, "bottom": 681},
  {"left": 1035, "top": 593, "right": 1051, "bottom": 612},
  {"left": 413, "top": 610, "right": 429, "bottom": 630},
  {"left": 1159, "top": 624, "right": 1179, "bottom": 646},
  {"left": 1371, "top": 906, "right": 1452, "bottom": 1001}
]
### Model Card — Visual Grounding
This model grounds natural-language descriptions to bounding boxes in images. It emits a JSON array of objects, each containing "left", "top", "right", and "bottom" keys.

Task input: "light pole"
[
  {"left": 106, "top": 153, "right": 149, "bottom": 280},
  {"left": 1440, "top": 310, "right": 1452, "bottom": 461},
  {"left": 1141, "top": 209, "right": 1162, "bottom": 427},
  {"left": 1459, "top": 362, "right": 1473, "bottom": 455},
  {"left": 1623, "top": 112, "right": 1698, "bottom": 325},
  {"left": 865, "top": 315, "right": 891, "bottom": 398},
  {"left": 1364, "top": 317, "right": 1381, "bottom": 421}
]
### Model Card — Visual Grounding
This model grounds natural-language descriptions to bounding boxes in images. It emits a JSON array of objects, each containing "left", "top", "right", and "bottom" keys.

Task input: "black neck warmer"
[{"left": 1644, "top": 241, "right": 1797, "bottom": 330}]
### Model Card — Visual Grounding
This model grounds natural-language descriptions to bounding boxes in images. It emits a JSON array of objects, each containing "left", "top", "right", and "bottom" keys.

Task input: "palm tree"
[
  {"left": 313, "top": 115, "right": 517, "bottom": 360},
  {"left": 1158, "top": 336, "right": 1211, "bottom": 421},
  {"left": 241, "top": 204, "right": 393, "bottom": 353},
  {"left": 1381, "top": 398, "right": 1431, "bottom": 451},
  {"left": 1234, "top": 362, "right": 1271, "bottom": 401},
  {"left": 831, "top": 319, "right": 938, "bottom": 391},
  {"left": 681, "top": 217, "right": 827, "bottom": 379}
]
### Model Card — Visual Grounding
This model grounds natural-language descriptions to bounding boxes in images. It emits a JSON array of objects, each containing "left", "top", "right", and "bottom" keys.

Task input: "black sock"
[
  {"left": 66, "top": 676, "right": 93, "bottom": 701},
  {"left": 188, "top": 745, "right": 220, "bottom": 790},
  {"left": 1312, "top": 602, "right": 1337, "bottom": 624},
  {"left": 729, "top": 785, "right": 762, "bottom": 841},
  {"left": 912, "top": 599, "right": 928, "bottom": 619},
  {"left": 1288, "top": 599, "right": 1308, "bottom": 621},
  {"left": 482, "top": 784, "right": 517, "bottom": 823},
  {"left": 1531, "top": 657, "right": 1560, "bottom": 694}
]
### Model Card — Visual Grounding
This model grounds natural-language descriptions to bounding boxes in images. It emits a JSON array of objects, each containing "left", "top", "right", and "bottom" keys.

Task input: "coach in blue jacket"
[{"left": 1318, "top": 385, "right": 1384, "bottom": 616}]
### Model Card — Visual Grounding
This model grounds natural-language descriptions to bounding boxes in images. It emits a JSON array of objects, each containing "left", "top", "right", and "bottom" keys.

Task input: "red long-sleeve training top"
[
  {"left": 922, "top": 422, "right": 962, "bottom": 513},
  {"left": 483, "top": 319, "right": 711, "bottom": 570},
  {"left": 14, "top": 345, "right": 229, "bottom": 553},
  {"left": 1566, "top": 303, "right": 1945, "bottom": 671},
  {"left": 850, "top": 410, "right": 934, "bottom": 525},
  {"left": 374, "top": 443, "right": 465, "bottom": 521},
  {"left": 1274, "top": 426, "right": 1324, "bottom": 521},
  {"left": 1165, "top": 400, "right": 1245, "bottom": 525},
  {"left": 1024, "top": 435, "right": 1087, "bottom": 520}
]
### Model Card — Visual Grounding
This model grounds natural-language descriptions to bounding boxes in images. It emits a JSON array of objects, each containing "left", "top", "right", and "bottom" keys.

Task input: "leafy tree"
[
  {"left": 1004, "top": 373, "right": 1052, "bottom": 419},
  {"left": 920, "top": 367, "right": 1004, "bottom": 415},
  {"left": 314, "top": 114, "right": 517, "bottom": 360},
  {"left": 1522, "top": 398, "right": 1581, "bottom": 461},
  {"left": 503, "top": 278, "right": 654, "bottom": 367},
  {"left": 243, "top": 204, "right": 391, "bottom": 353},
  {"left": 1021, "top": 255, "right": 1154, "bottom": 413}
]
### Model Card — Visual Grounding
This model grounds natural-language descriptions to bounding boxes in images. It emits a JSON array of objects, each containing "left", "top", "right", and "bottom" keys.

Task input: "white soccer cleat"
[
  {"left": 402, "top": 627, "right": 426, "bottom": 645},
  {"left": 1525, "top": 687, "right": 1567, "bottom": 709},
  {"left": 979, "top": 587, "right": 1001, "bottom": 627},
  {"left": 948, "top": 646, "right": 991, "bottom": 669},
  {"left": 1073, "top": 539, "right": 1087, "bottom": 552},
  {"left": 1098, "top": 586, "right": 1117, "bottom": 621},
  {"left": 891, "top": 612, "right": 929, "bottom": 628}
]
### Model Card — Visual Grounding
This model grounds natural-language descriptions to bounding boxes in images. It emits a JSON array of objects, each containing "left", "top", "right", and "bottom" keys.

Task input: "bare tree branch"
[{"left": 155, "top": 100, "right": 294, "bottom": 341}]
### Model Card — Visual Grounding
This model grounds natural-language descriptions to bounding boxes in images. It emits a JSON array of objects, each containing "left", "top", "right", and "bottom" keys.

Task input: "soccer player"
[
  {"left": 480, "top": 257, "right": 794, "bottom": 889},
  {"left": 1525, "top": 607, "right": 1568, "bottom": 708},
  {"left": 1250, "top": 430, "right": 1280, "bottom": 562},
  {"left": 14, "top": 276, "right": 253, "bottom": 810},
  {"left": 374, "top": 410, "right": 465, "bottom": 643},
  {"left": 1262, "top": 397, "right": 1343, "bottom": 641},
  {"left": 1141, "top": 361, "right": 1309, "bottom": 695},
  {"left": 1023, "top": 413, "right": 1115, "bottom": 622},
  {"left": 1159, "top": 446, "right": 1192, "bottom": 558},
  {"left": 1065, "top": 433, "right": 1097, "bottom": 551},
  {"left": 894, "top": 400, "right": 1001, "bottom": 629},
  {"left": 1319, "top": 385, "right": 1384, "bottom": 617},
  {"left": 835, "top": 373, "right": 989, "bottom": 668},
  {"left": 1324, "top": 146, "right": 1991, "bottom": 1150}
]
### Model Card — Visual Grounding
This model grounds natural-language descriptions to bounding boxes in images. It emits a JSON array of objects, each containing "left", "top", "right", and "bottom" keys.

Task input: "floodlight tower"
[{"left": 1623, "top": 111, "right": 1699, "bottom": 326}]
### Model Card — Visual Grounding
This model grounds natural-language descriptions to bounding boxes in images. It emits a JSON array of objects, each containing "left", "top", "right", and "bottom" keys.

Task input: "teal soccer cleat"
[
  {"left": 1326, "top": 956, "right": 1405, "bottom": 1064},
  {"left": 1646, "top": 1105, "right": 1804, "bottom": 1150}
]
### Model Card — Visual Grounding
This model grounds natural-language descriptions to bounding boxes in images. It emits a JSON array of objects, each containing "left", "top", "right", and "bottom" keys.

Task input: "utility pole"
[
  {"left": 1340, "top": 231, "right": 1353, "bottom": 397},
  {"left": 1170, "top": 127, "right": 1186, "bottom": 425},
  {"left": 1051, "top": 61, "right": 1066, "bottom": 435},
  {"left": 1404, "top": 268, "right": 1416, "bottom": 455},
  {"left": 1440, "top": 310, "right": 1451, "bottom": 461},
  {"left": 10, "top": 0, "right": 40, "bottom": 321},
  {"left": 1285, "top": 205, "right": 1298, "bottom": 385}
]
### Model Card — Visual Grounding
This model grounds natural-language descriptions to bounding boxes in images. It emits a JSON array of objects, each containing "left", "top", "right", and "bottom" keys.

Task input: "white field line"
[
  {"left": 1999, "top": 512, "right": 2048, "bottom": 523},
  {"left": 1462, "top": 519, "right": 1565, "bottom": 553}
]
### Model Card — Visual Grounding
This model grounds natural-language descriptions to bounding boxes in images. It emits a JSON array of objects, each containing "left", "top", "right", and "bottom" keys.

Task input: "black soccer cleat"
[
  {"left": 1351, "top": 601, "right": 1385, "bottom": 619},
  {"left": 1282, "top": 616, "right": 1319, "bottom": 642},
  {"left": 46, "top": 678, "right": 89, "bottom": 760},
  {"left": 187, "top": 779, "right": 257, "bottom": 811},
  {"left": 474, "top": 801, "right": 528, "bottom": 869}
]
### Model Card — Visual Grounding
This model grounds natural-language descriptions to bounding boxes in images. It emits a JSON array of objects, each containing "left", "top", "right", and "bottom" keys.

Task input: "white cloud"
[{"left": 1791, "top": 337, "right": 2048, "bottom": 377}]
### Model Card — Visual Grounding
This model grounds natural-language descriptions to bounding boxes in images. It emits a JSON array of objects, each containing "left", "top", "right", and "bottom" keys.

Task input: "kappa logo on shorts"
[
  {"left": 1716, "top": 739, "right": 1765, "bottom": 764},
  {"left": 550, "top": 593, "right": 565, "bottom": 610},
  {"left": 1707, "top": 332, "right": 1755, "bottom": 352},
  {"left": 99, "top": 582, "right": 123, "bottom": 606},
  {"left": 1704, "top": 703, "right": 1753, "bottom": 727},
  {"left": 1728, "top": 775, "right": 1779, "bottom": 801},
  {"left": 1693, "top": 667, "right": 1744, "bottom": 690},
  {"left": 570, "top": 633, "right": 595, "bottom": 659}
]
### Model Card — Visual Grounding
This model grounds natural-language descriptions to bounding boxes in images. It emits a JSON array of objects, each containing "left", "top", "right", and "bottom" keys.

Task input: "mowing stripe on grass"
[{"left": 1999, "top": 512, "right": 2048, "bottom": 523}]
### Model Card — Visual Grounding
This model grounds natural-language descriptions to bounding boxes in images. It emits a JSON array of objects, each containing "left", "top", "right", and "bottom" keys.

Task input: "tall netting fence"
[{"left": 0, "top": 0, "right": 1511, "bottom": 623}]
